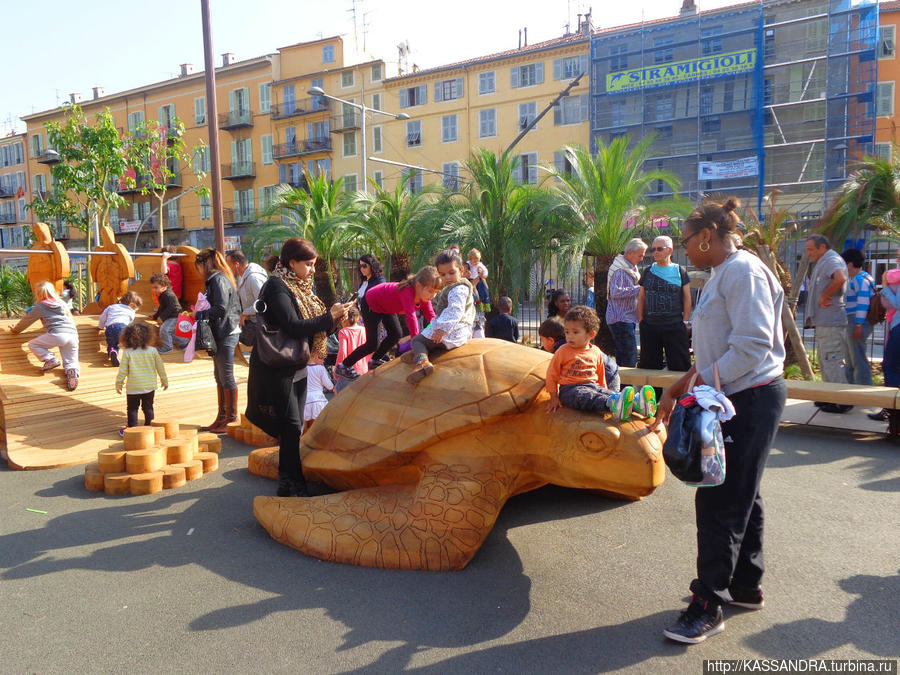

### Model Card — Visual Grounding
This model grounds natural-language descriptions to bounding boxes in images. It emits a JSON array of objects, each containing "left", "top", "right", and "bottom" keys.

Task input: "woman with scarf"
[
  {"left": 606, "top": 238, "right": 648, "bottom": 367},
  {"left": 246, "top": 238, "right": 348, "bottom": 497}
]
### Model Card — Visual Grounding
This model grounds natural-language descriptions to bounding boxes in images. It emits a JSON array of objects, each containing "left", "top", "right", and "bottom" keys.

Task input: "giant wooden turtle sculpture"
[{"left": 254, "top": 339, "right": 666, "bottom": 571}]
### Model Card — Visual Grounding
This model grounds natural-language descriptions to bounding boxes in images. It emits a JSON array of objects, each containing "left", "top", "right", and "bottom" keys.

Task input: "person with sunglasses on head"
[
  {"left": 653, "top": 198, "right": 786, "bottom": 645},
  {"left": 637, "top": 235, "right": 692, "bottom": 374}
]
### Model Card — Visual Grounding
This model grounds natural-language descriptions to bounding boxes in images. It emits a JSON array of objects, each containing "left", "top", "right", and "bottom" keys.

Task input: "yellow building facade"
[{"left": 0, "top": 132, "right": 29, "bottom": 249}]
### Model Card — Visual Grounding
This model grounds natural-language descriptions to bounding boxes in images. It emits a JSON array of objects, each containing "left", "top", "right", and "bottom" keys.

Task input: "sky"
[{"left": 1, "top": 0, "right": 745, "bottom": 135}]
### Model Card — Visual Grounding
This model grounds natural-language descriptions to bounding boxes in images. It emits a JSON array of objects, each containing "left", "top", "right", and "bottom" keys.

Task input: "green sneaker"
[
  {"left": 609, "top": 386, "right": 635, "bottom": 420},
  {"left": 635, "top": 385, "right": 658, "bottom": 417}
]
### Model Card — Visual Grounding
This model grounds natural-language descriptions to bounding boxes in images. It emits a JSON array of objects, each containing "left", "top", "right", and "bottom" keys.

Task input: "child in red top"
[
  {"left": 336, "top": 266, "right": 440, "bottom": 380},
  {"left": 545, "top": 306, "right": 656, "bottom": 420}
]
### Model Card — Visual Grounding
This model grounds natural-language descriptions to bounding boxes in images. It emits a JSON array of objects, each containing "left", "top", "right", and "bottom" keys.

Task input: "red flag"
[{"left": 16, "top": 186, "right": 24, "bottom": 198}]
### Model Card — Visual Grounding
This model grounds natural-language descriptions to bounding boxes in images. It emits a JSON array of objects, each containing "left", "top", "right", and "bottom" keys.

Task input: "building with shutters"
[{"left": 0, "top": 133, "right": 29, "bottom": 249}]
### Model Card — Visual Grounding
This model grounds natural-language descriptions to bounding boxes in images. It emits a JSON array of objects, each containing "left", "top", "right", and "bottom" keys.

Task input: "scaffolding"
[{"left": 590, "top": 0, "right": 879, "bottom": 219}]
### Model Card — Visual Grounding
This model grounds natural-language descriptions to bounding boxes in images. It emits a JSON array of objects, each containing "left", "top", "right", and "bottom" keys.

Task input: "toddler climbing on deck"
[{"left": 98, "top": 291, "right": 142, "bottom": 366}]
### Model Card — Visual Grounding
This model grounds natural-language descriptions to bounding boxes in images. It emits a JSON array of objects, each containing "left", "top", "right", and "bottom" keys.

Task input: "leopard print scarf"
[{"left": 272, "top": 262, "right": 328, "bottom": 359}]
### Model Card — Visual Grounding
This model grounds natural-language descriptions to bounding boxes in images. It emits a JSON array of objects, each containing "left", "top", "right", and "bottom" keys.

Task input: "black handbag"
[
  {"left": 253, "top": 290, "right": 310, "bottom": 369},
  {"left": 194, "top": 310, "right": 217, "bottom": 356}
]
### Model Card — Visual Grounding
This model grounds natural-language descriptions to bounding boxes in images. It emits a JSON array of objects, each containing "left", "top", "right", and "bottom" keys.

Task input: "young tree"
[
  {"left": 28, "top": 104, "right": 131, "bottom": 294},
  {"left": 126, "top": 118, "right": 205, "bottom": 249}
]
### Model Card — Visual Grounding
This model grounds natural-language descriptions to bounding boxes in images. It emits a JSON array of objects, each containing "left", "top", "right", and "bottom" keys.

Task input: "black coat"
[
  {"left": 204, "top": 271, "right": 242, "bottom": 343},
  {"left": 359, "top": 274, "right": 385, "bottom": 316},
  {"left": 245, "top": 276, "right": 335, "bottom": 438}
]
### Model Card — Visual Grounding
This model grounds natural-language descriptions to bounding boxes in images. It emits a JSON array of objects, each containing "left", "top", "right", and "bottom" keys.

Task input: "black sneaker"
[
  {"left": 109, "top": 350, "right": 119, "bottom": 367},
  {"left": 819, "top": 403, "right": 852, "bottom": 414},
  {"left": 728, "top": 586, "right": 764, "bottom": 610},
  {"left": 663, "top": 596, "right": 724, "bottom": 644},
  {"left": 868, "top": 408, "right": 890, "bottom": 421}
]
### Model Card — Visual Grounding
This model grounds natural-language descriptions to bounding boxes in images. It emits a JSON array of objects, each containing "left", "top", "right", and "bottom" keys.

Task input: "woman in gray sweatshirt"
[
  {"left": 653, "top": 198, "right": 786, "bottom": 645},
  {"left": 10, "top": 281, "right": 81, "bottom": 391}
]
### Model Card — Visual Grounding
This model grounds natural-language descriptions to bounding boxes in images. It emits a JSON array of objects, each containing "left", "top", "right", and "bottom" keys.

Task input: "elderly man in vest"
[
  {"left": 225, "top": 250, "right": 268, "bottom": 346},
  {"left": 805, "top": 235, "right": 850, "bottom": 413},
  {"left": 606, "top": 237, "right": 648, "bottom": 367}
]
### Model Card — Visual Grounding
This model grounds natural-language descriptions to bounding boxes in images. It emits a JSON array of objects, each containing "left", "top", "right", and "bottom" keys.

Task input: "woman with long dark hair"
[
  {"left": 547, "top": 290, "right": 571, "bottom": 320},
  {"left": 246, "top": 238, "right": 348, "bottom": 496},
  {"left": 194, "top": 248, "right": 242, "bottom": 433}
]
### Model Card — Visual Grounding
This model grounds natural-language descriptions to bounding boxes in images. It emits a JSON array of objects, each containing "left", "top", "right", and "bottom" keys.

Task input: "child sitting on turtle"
[
  {"left": 545, "top": 305, "right": 656, "bottom": 420},
  {"left": 405, "top": 249, "right": 475, "bottom": 384}
]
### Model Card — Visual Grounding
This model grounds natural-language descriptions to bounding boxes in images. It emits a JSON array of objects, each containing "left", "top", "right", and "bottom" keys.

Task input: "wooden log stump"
[
  {"left": 130, "top": 472, "right": 164, "bottom": 496},
  {"left": 125, "top": 447, "right": 165, "bottom": 474},
  {"left": 226, "top": 421, "right": 241, "bottom": 437},
  {"left": 103, "top": 473, "right": 131, "bottom": 495},
  {"left": 171, "top": 460, "right": 202, "bottom": 481},
  {"left": 163, "top": 439, "right": 193, "bottom": 464},
  {"left": 123, "top": 426, "right": 155, "bottom": 450},
  {"left": 195, "top": 451, "right": 218, "bottom": 473},
  {"left": 97, "top": 447, "right": 127, "bottom": 474},
  {"left": 178, "top": 429, "right": 199, "bottom": 454},
  {"left": 234, "top": 428, "right": 246, "bottom": 444},
  {"left": 248, "top": 447, "right": 279, "bottom": 480},
  {"left": 84, "top": 463, "right": 105, "bottom": 491},
  {"left": 161, "top": 465, "right": 187, "bottom": 489},
  {"left": 151, "top": 426, "right": 166, "bottom": 445},
  {"left": 151, "top": 420, "right": 180, "bottom": 440},
  {"left": 249, "top": 429, "right": 270, "bottom": 447},
  {"left": 197, "top": 432, "right": 221, "bottom": 454}
]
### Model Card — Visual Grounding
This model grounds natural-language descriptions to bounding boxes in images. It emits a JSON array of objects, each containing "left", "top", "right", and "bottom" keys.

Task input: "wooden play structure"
[
  {"left": 227, "top": 414, "right": 278, "bottom": 447},
  {"left": 84, "top": 419, "right": 223, "bottom": 496},
  {"left": 253, "top": 339, "right": 667, "bottom": 572},
  {"left": 83, "top": 225, "right": 134, "bottom": 314},
  {"left": 0, "top": 225, "right": 247, "bottom": 470}
]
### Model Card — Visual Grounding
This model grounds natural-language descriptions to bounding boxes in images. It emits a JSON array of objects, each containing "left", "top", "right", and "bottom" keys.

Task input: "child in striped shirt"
[{"left": 115, "top": 322, "right": 168, "bottom": 436}]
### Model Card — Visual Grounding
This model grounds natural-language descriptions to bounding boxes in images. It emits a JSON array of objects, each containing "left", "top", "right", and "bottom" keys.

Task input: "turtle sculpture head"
[{"left": 254, "top": 338, "right": 666, "bottom": 571}]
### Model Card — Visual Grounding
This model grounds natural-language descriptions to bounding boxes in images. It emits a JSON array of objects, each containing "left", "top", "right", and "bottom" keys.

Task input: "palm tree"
[
  {"left": 0, "top": 266, "right": 33, "bottom": 318},
  {"left": 349, "top": 172, "right": 444, "bottom": 280},
  {"left": 820, "top": 152, "right": 900, "bottom": 244},
  {"left": 549, "top": 136, "right": 683, "bottom": 352},
  {"left": 250, "top": 171, "right": 358, "bottom": 306},
  {"left": 441, "top": 149, "right": 563, "bottom": 304}
]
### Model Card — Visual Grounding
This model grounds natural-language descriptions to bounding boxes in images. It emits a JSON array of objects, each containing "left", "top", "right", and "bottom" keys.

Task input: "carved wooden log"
[
  {"left": 125, "top": 447, "right": 165, "bottom": 474},
  {"left": 123, "top": 426, "right": 154, "bottom": 451},
  {"left": 172, "top": 460, "right": 202, "bottom": 481},
  {"left": 84, "top": 463, "right": 105, "bottom": 491},
  {"left": 97, "top": 447, "right": 127, "bottom": 474},
  {"left": 151, "top": 419, "right": 179, "bottom": 440},
  {"left": 163, "top": 439, "right": 193, "bottom": 464},
  {"left": 130, "top": 472, "right": 164, "bottom": 495},
  {"left": 103, "top": 473, "right": 131, "bottom": 495},
  {"left": 26, "top": 223, "right": 70, "bottom": 297},
  {"left": 83, "top": 225, "right": 134, "bottom": 314},
  {"left": 195, "top": 451, "right": 218, "bottom": 473},
  {"left": 161, "top": 465, "right": 187, "bottom": 489}
]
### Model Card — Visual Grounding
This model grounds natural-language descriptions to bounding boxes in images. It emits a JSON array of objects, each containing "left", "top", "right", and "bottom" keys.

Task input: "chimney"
[
  {"left": 579, "top": 9, "right": 594, "bottom": 35},
  {"left": 179, "top": 63, "right": 194, "bottom": 77},
  {"left": 518, "top": 29, "right": 522, "bottom": 49},
  {"left": 69, "top": 92, "right": 82, "bottom": 104},
  {"left": 221, "top": 52, "right": 234, "bottom": 67},
  {"left": 92, "top": 86, "right": 105, "bottom": 100},
  {"left": 524, "top": 27, "right": 528, "bottom": 46},
  {"left": 680, "top": 0, "right": 697, "bottom": 16}
]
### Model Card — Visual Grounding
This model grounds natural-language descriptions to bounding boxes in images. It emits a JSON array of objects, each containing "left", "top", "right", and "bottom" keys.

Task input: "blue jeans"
[
  {"left": 159, "top": 317, "right": 189, "bottom": 353},
  {"left": 882, "top": 323, "right": 900, "bottom": 389},
  {"left": 213, "top": 332, "right": 240, "bottom": 389},
  {"left": 843, "top": 318, "right": 873, "bottom": 386},
  {"left": 609, "top": 321, "right": 638, "bottom": 367},
  {"left": 559, "top": 382, "right": 615, "bottom": 412},
  {"left": 105, "top": 323, "right": 126, "bottom": 354}
]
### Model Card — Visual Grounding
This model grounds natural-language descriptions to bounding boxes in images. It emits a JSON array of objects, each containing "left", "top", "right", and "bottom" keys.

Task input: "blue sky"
[{"left": 1, "top": 0, "right": 742, "bottom": 135}]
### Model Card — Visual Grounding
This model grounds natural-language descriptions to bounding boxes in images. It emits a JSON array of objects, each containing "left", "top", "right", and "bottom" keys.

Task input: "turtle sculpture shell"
[{"left": 254, "top": 338, "right": 666, "bottom": 571}]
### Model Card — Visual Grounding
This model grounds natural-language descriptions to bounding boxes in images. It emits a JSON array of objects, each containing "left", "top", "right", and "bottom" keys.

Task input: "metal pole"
[
  {"left": 360, "top": 105, "right": 367, "bottom": 194},
  {"left": 201, "top": 0, "right": 225, "bottom": 253}
]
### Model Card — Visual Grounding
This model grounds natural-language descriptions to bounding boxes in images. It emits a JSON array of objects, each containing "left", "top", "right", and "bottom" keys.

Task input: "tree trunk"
[
  {"left": 390, "top": 252, "right": 410, "bottom": 281},
  {"left": 592, "top": 254, "right": 617, "bottom": 355},
  {"left": 157, "top": 192, "right": 165, "bottom": 250},
  {"left": 314, "top": 258, "right": 336, "bottom": 307},
  {"left": 331, "top": 259, "right": 345, "bottom": 299}
]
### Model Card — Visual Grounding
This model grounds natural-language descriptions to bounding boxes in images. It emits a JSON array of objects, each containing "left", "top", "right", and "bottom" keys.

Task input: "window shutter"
[
  {"left": 399, "top": 89, "right": 409, "bottom": 107},
  {"left": 262, "top": 135, "right": 273, "bottom": 164},
  {"left": 418, "top": 85, "right": 427, "bottom": 104},
  {"left": 554, "top": 150, "right": 565, "bottom": 173},
  {"left": 535, "top": 62, "right": 544, "bottom": 84},
  {"left": 230, "top": 140, "right": 237, "bottom": 165},
  {"left": 246, "top": 138, "right": 253, "bottom": 162},
  {"left": 434, "top": 82, "right": 443, "bottom": 102},
  {"left": 553, "top": 103, "right": 561, "bottom": 125},
  {"left": 241, "top": 87, "right": 250, "bottom": 113},
  {"left": 455, "top": 77, "right": 463, "bottom": 97},
  {"left": 580, "top": 54, "right": 589, "bottom": 77},
  {"left": 553, "top": 58, "right": 562, "bottom": 80},
  {"left": 580, "top": 94, "right": 590, "bottom": 123},
  {"left": 511, "top": 67, "right": 520, "bottom": 88},
  {"left": 158, "top": 106, "right": 165, "bottom": 124}
]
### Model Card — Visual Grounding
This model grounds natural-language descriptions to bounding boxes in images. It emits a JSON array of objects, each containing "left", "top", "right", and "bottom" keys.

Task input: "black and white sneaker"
[
  {"left": 663, "top": 596, "right": 724, "bottom": 644},
  {"left": 109, "top": 350, "right": 119, "bottom": 367},
  {"left": 728, "top": 586, "right": 765, "bottom": 610}
]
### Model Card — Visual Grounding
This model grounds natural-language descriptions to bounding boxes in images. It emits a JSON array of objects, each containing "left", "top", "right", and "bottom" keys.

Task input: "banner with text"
[
  {"left": 697, "top": 157, "right": 759, "bottom": 181},
  {"left": 606, "top": 49, "right": 756, "bottom": 94}
]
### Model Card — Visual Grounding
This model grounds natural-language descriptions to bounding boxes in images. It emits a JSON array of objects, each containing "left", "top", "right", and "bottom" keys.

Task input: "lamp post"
[{"left": 308, "top": 86, "right": 409, "bottom": 193}]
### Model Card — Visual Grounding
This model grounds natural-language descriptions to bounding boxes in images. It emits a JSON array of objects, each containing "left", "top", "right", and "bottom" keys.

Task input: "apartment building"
[
  {"left": 876, "top": 0, "right": 900, "bottom": 159},
  {"left": 0, "top": 133, "right": 29, "bottom": 248}
]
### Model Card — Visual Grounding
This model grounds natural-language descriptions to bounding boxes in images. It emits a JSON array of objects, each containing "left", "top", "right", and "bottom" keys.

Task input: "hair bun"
[{"left": 723, "top": 197, "right": 740, "bottom": 213}]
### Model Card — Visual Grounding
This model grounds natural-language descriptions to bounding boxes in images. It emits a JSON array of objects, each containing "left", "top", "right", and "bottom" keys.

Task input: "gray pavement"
[{"left": 1, "top": 424, "right": 898, "bottom": 674}]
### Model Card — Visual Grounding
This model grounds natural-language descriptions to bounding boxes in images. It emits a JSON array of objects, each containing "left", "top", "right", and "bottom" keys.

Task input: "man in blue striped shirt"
[{"left": 841, "top": 248, "right": 874, "bottom": 386}]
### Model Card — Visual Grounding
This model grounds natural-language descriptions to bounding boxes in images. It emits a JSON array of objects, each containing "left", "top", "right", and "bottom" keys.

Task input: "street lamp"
[{"left": 309, "top": 85, "right": 409, "bottom": 193}]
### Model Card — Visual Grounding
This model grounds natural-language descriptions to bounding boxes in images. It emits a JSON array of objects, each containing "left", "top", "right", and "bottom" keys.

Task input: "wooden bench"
[{"left": 619, "top": 368, "right": 900, "bottom": 436}]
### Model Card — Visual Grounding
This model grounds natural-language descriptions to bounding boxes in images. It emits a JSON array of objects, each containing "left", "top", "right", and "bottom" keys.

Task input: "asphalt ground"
[{"left": 1, "top": 425, "right": 898, "bottom": 674}]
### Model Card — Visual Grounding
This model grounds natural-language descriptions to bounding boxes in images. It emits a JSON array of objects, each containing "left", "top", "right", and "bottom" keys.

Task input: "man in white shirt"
[{"left": 226, "top": 250, "right": 268, "bottom": 345}]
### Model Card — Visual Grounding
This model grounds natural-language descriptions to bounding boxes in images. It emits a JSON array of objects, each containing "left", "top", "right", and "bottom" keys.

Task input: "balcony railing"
[
  {"left": 0, "top": 213, "right": 17, "bottom": 224},
  {"left": 272, "top": 138, "right": 331, "bottom": 159},
  {"left": 223, "top": 207, "right": 258, "bottom": 225},
  {"left": 330, "top": 110, "right": 360, "bottom": 132},
  {"left": 219, "top": 109, "right": 254, "bottom": 129},
  {"left": 221, "top": 162, "right": 256, "bottom": 179},
  {"left": 0, "top": 185, "right": 16, "bottom": 198},
  {"left": 270, "top": 97, "right": 329, "bottom": 120},
  {"left": 36, "top": 149, "right": 61, "bottom": 165}
]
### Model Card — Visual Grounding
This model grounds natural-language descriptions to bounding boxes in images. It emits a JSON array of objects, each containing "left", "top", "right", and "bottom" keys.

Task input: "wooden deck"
[{"left": 0, "top": 316, "right": 248, "bottom": 470}]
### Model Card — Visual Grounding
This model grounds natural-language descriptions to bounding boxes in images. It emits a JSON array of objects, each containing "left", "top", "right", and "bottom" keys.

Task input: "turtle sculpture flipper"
[
  {"left": 251, "top": 339, "right": 665, "bottom": 571},
  {"left": 254, "top": 458, "right": 512, "bottom": 571}
]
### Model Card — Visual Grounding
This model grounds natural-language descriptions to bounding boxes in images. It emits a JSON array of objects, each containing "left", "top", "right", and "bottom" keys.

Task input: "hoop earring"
[{"left": 699, "top": 241, "right": 710, "bottom": 252}]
